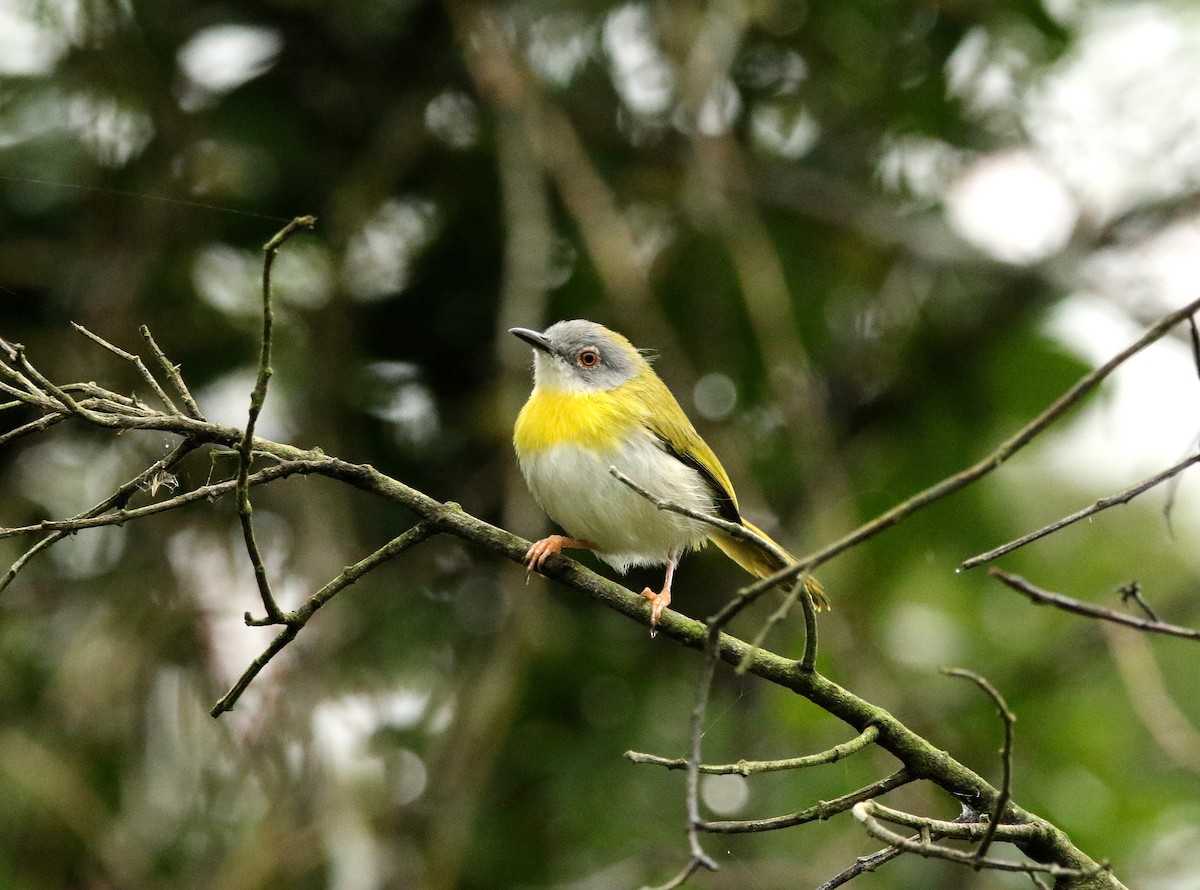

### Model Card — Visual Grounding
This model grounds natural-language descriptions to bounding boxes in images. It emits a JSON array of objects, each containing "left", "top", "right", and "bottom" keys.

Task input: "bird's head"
[{"left": 510, "top": 320, "right": 649, "bottom": 393}]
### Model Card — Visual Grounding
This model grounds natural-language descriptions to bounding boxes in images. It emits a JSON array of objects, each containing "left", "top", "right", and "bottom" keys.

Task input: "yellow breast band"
[{"left": 514, "top": 386, "right": 637, "bottom": 454}]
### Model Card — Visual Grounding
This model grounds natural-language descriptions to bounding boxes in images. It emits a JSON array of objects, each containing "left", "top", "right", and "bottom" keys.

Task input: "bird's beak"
[{"left": 509, "top": 327, "right": 553, "bottom": 354}]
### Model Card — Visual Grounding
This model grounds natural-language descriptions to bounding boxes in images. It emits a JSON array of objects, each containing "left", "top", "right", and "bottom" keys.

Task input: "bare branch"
[
  {"left": 1, "top": 439, "right": 200, "bottom": 592},
  {"left": 0, "top": 459, "right": 328, "bottom": 541},
  {"left": 627, "top": 725, "right": 879, "bottom": 775},
  {"left": 961, "top": 452, "right": 1200, "bottom": 570},
  {"left": 745, "top": 293, "right": 1200, "bottom": 594},
  {"left": 210, "top": 519, "right": 437, "bottom": 716},
  {"left": 943, "top": 668, "right": 1015, "bottom": 862},
  {"left": 852, "top": 801, "right": 1109, "bottom": 880},
  {"left": 991, "top": 569, "right": 1200, "bottom": 641},
  {"left": 138, "top": 326, "right": 205, "bottom": 420},
  {"left": 607, "top": 465, "right": 820, "bottom": 667},
  {"left": 1117, "top": 582, "right": 1161, "bottom": 623},
  {"left": 701, "top": 769, "right": 912, "bottom": 834},
  {"left": 235, "top": 216, "right": 317, "bottom": 625},
  {"left": 70, "top": 322, "right": 179, "bottom": 414}
]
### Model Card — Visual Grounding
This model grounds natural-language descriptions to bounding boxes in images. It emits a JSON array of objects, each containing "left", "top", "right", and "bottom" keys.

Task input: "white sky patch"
[
  {"left": 944, "top": 148, "right": 1077, "bottom": 264},
  {"left": 1083, "top": 214, "right": 1200, "bottom": 315},
  {"left": 1036, "top": 295, "right": 1200, "bottom": 488},
  {"left": 1026, "top": 3, "right": 1200, "bottom": 222},
  {"left": 177, "top": 24, "right": 283, "bottom": 109},
  {"left": 602, "top": 4, "right": 674, "bottom": 116}
]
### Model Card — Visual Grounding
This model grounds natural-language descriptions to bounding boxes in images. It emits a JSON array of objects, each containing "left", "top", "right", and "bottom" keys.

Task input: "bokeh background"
[{"left": 2, "top": 0, "right": 1200, "bottom": 887}]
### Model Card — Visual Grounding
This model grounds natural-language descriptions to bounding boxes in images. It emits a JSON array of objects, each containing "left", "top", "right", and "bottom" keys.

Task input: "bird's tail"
[{"left": 711, "top": 521, "right": 830, "bottom": 610}]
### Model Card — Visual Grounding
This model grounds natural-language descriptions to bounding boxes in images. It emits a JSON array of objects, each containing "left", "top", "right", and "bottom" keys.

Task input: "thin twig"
[
  {"left": 70, "top": 322, "right": 180, "bottom": 415},
  {"left": 0, "top": 459, "right": 330, "bottom": 540},
  {"left": 816, "top": 840, "right": 910, "bottom": 890},
  {"left": 1118, "top": 582, "right": 1161, "bottom": 623},
  {"left": 8, "top": 344, "right": 107, "bottom": 423},
  {"left": 852, "top": 801, "right": 1105, "bottom": 878},
  {"left": 991, "top": 569, "right": 1200, "bottom": 641},
  {"left": 138, "top": 326, "right": 205, "bottom": 420},
  {"left": 1, "top": 439, "right": 201, "bottom": 592},
  {"left": 742, "top": 293, "right": 1200, "bottom": 598},
  {"left": 607, "top": 466, "right": 788, "bottom": 563},
  {"left": 682, "top": 635, "right": 720, "bottom": 876},
  {"left": 235, "top": 216, "right": 317, "bottom": 625},
  {"left": 942, "top": 668, "right": 1015, "bottom": 862},
  {"left": 961, "top": 452, "right": 1200, "bottom": 569},
  {"left": 607, "top": 466, "right": 820, "bottom": 667},
  {"left": 211, "top": 520, "right": 436, "bottom": 716},
  {"left": 627, "top": 725, "right": 879, "bottom": 775},
  {"left": 701, "top": 768, "right": 912, "bottom": 834},
  {"left": 638, "top": 856, "right": 710, "bottom": 890}
]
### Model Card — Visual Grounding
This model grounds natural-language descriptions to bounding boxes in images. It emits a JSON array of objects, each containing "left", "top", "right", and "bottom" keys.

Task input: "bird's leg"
[
  {"left": 524, "top": 535, "right": 596, "bottom": 577},
  {"left": 642, "top": 548, "right": 681, "bottom": 638}
]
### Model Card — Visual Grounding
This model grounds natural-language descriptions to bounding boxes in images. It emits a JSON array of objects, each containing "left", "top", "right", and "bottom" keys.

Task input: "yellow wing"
[{"left": 630, "top": 372, "right": 830, "bottom": 609}]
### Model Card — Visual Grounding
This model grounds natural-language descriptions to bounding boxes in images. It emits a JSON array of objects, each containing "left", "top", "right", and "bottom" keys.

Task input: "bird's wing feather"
[{"left": 634, "top": 376, "right": 742, "bottom": 526}]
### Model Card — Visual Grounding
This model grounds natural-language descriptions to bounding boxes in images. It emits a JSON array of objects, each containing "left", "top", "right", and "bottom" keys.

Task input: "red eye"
[{"left": 578, "top": 348, "right": 600, "bottom": 368}]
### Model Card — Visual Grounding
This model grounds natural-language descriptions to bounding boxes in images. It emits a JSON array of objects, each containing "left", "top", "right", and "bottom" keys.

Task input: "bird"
[{"left": 510, "top": 319, "right": 827, "bottom": 635}]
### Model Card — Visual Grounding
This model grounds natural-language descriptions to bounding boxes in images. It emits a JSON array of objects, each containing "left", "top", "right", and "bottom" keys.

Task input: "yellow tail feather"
[{"left": 712, "top": 521, "right": 830, "bottom": 610}]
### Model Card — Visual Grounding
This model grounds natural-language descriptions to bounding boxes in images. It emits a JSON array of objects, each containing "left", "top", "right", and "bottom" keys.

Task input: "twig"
[
  {"left": 138, "top": 326, "right": 205, "bottom": 420},
  {"left": 70, "top": 322, "right": 179, "bottom": 415},
  {"left": 961, "top": 452, "right": 1200, "bottom": 569},
  {"left": 742, "top": 293, "right": 1200, "bottom": 597},
  {"left": 736, "top": 570, "right": 817, "bottom": 674},
  {"left": 680, "top": 635, "right": 720, "bottom": 878},
  {"left": 638, "top": 856, "right": 710, "bottom": 890},
  {"left": 627, "top": 725, "right": 878, "bottom": 775},
  {"left": 0, "top": 459, "right": 330, "bottom": 540},
  {"left": 1118, "top": 582, "right": 1161, "bottom": 623},
  {"left": 701, "top": 768, "right": 912, "bottom": 834},
  {"left": 8, "top": 344, "right": 107, "bottom": 423},
  {"left": 210, "top": 520, "right": 436, "bottom": 716},
  {"left": 0, "top": 439, "right": 201, "bottom": 592},
  {"left": 236, "top": 215, "right": 317, "bottom": 625},
  {"left": 607, "top": 465, "right": 820, "bottom": 666},
  {"left": 991, "top": 569, "right": 1200, "bottom": 641},
  {"left": 852, "top": 801, "right": 1104, "bottom": 878},
  {"left": 816, "top": 841, "right": 910, "bottom": 890},
  {"left": 0, "top": 412, "right": 72, "bottom": 448},
  {"left": 607, "top": 466, "right": 789, "bottom": 564},
  {"left": 942, "top": 668, "right": 1015, "bottom": 862}
]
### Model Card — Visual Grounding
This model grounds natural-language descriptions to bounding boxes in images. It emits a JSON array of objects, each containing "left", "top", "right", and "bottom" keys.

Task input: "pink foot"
[
  {"left": 523, "top": 535, "right": 593, "bottom": 576},
  {"left": 642, "top": 587, "right": 672, "bottom": 637}
]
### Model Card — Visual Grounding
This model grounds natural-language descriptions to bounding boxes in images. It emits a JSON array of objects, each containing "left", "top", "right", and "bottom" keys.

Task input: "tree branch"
[
  {"left": 961, "top": 452, "right": 1200, "bottom": 570},
  {"left": 626, "top": 725, "right": 879, "bottom": 775},
  {"left": 990, "top": 569, "right": 1200, "bottom": 641},
  {"left": 745, "top": 295, "right": 1200, "bottom": 595}
]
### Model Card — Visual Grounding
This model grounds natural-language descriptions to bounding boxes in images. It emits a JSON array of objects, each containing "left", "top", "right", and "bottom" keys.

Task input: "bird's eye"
[{"left": 578, "top": 348, "right": 600, "bottom": 368}]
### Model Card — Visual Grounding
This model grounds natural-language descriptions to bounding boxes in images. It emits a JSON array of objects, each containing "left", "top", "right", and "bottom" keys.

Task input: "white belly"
[{"left": 518, "top": 434, "right": 716, "bottom": 572}]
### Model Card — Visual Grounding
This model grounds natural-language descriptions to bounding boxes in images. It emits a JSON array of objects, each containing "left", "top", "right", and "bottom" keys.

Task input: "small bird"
[{"left": 510, "top": 319, "right": 827, "bottom": 635}]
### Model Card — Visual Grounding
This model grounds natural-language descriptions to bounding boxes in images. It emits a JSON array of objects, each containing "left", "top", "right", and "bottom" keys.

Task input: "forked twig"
[
  {"left": 991, "top": 569, "right": 1200, "bottom": 641},
  {"left": 236, "top": 215, "right": 316, "bottom": 626},
  {"left": 942, "top": 668, "right": 1015, "bottom": 862},
  {"left": 70, "top": 322, "right": 179, "bottom": 414}
]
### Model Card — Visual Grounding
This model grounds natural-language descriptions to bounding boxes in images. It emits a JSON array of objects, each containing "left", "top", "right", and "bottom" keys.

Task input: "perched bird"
[{"left": 510, "top": 319, "right": 827, "bottom": 635}]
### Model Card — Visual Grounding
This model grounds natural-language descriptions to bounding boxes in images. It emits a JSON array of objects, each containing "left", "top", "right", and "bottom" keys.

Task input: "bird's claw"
[
  {"left": 642, "top": 587, "right": 671, "bottom": 638},
  {"left": 524, "top": 535, "right": 566, "bottom": 576}
]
